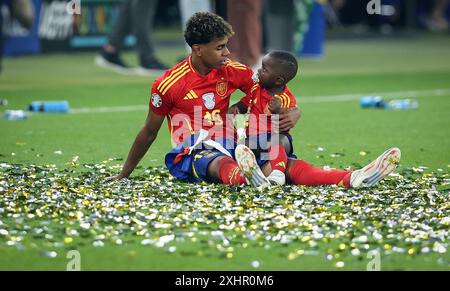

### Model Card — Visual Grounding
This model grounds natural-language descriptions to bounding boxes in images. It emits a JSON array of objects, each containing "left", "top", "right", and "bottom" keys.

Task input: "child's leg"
[
  {"left": 253, "top": 134, "right": 290, "bottom": 185},
  {"left": 267, "top": 134, "right": 289, "bottom": 173},
  {"left": 278, "top": 133, "right": 292, "bottom": 155},
  {"left": 246, "top": 133, "right": 291, "bottom": 185}
]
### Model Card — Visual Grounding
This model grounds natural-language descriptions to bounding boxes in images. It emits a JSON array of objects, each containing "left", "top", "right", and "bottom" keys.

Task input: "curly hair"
[
  {"left": 268, "top": 50, "right": 299, "bottom": 82},
  {"left": 184, "top": 12, "right": 234, "bottom": 47}
]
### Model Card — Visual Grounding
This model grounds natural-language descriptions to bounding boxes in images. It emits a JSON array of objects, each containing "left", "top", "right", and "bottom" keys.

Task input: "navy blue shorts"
[{"left": 165, "top": 134, "right": 236, "bottom": 183}]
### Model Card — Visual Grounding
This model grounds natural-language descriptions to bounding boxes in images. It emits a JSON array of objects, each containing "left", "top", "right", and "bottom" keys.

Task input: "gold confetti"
[{"left": 0, "top": 163, "right": 447, "bottom": 267}]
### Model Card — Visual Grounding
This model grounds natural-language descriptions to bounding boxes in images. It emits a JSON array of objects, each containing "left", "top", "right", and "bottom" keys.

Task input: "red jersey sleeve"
[
  {"left": 279, "top": 87, "right": 297, "bottom": 109},
  {"left": 224, "top": 62, "right": 256, "bottom": 109},
  {"left": 240, "top": 83, "right": 260, "bottom": 108},
  {"left": 149, "top": 78, "right": 173, "bottom": 116},
  {"left": 225, "top": 61, "right": 255, "bottom": 94},
  {"left": 288, "top": 93, "right": 297, "bottom": 108},
  {"left": 237, "top": 66, "right": 254, "bottom": 95}
]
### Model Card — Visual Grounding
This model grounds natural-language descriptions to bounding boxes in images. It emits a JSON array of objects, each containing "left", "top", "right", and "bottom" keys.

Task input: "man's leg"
[
  {"left": 108, "top": 0, "right": 132, "bottom": 52},
  {"left": 227, "top": 0, "right": 262, "bottom": 68},
  {"left": 131, "top": 0, "right": 158, "bottom": 65},
  {"left": 96, "top": 0, "right": 133, "bottom": 72},
  {"left": 286, "top": 159, "right": 352, "bottom": 187},
  {"left": 285, "top": 147, "right": 401, "bottom": 188},
  {"left": 208, "top": 153, "right": 271, "bottom": 187},
  {"left": 11, "top": 0, "right": 34, "bottom": 30},
  {"left": 206, "top": 147, "right": 271, "bottom": 187},
  {"left": 234, "top": 145, "right": 271, "bottom": 187},
  {"left": 348, "top": 147, "right": 401, "bottom": 187},
  {"left": 207, "top": 156, "right": 246, "bottom": 185}
]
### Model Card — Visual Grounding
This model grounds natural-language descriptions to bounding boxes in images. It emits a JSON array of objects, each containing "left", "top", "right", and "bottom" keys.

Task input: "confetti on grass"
[{"left": 0, "top": 161, "right": 448, "bottom": 266}]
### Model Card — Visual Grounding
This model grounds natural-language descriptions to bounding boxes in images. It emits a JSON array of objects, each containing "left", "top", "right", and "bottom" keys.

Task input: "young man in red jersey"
[
  {"left": 111, "top": 12, "right": 300, "bottom": 187},
  {"left": 230, "top": 50, "right": 401, "bottom": 188}
]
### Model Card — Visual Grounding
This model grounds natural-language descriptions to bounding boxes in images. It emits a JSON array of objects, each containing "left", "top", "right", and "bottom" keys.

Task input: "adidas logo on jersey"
[
  {"left": 183, "top": 90, "right": 198, "bottom": 100},
  {"left": 275, "top": 161, "right": 287, "bottom": 169}
]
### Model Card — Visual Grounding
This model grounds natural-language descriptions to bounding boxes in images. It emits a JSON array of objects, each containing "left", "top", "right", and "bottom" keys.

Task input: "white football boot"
[
  {"left": 235, "top": 144, "right": 271, "bottom": 188},
  {"left": 267, "top": 170, "right": 286, "bottom": 185},
  {"left": 350, "top": 147, "right": 401, "bottom": 188}
]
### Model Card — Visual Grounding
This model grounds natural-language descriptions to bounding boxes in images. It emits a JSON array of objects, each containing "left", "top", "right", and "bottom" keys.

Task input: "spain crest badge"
[{"left": 216, "top": 80, "right": 228, "bottom": 97}]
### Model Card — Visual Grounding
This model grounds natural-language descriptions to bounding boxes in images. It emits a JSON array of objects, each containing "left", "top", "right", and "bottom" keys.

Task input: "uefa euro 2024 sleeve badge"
[
  {"left": 151, "top": 93, "right": 162, "bottom": 108},
  {"left": 202, "top": 93, "right": 216, "bottom": 110}
]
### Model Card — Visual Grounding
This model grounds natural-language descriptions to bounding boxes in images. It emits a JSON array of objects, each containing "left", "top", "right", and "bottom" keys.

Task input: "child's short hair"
[
  {"left": 268, "top": 50, "right": 298, "bottom": 82},
  {"left": 184, "top": 12, "right": 234, "bottom": 47}
]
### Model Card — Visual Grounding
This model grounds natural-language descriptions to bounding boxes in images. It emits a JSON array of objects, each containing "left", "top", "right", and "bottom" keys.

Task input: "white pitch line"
[
  {"left": 299, "top": 88, "right": 450, "bottom": 103},
  {"left": 70, "top": 105, "right": 147, "bottom": 114},
  {"left": 69, "top": 88, "right": 450, "bottom": 114}
]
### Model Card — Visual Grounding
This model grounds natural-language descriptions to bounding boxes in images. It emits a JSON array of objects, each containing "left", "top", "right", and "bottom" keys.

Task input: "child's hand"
[{"left": 268, "top": 96, "right": 282, "bottom": 114}]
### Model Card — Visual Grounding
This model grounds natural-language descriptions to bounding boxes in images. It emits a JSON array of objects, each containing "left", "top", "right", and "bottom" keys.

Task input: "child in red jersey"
[
  {"left": 231, "top": 50, "right": 300, "bottom": 185},
  {"left": 231, "top": 51, "right": 401, "bottom": 188}
]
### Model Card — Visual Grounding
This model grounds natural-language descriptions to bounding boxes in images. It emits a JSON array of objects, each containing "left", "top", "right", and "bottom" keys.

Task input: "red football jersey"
[
  {"left": 241, "top": 84, "right": 297, "bottom": 134},
  {"left": 150, "top": 56, "right": 254, "bottom": 144}
]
